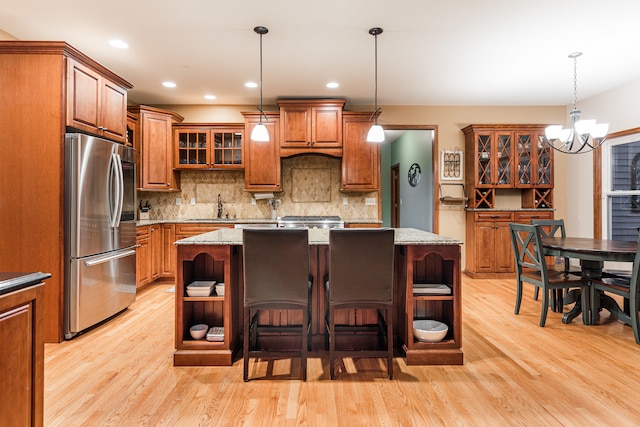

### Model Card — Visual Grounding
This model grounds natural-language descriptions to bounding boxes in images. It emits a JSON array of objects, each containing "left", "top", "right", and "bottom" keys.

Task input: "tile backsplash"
[{"left": 139, "top": 156, "right": 378, "bottom": 221}]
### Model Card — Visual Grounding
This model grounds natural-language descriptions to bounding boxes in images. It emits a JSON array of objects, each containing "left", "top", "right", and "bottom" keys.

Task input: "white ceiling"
[{"left": 2, "top": 0, "right": 640, "bottom": 108}]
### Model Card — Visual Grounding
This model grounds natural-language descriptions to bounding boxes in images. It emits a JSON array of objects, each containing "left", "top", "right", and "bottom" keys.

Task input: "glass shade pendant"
[
  {"left": 251, "top": 26, "right": 269, "bottom": 142},
  {"left": 367, "top": 27, "right": 384, "bottom": 143},
  {"left": 250, "top": 123, "right": 269, "bottom": 142}
]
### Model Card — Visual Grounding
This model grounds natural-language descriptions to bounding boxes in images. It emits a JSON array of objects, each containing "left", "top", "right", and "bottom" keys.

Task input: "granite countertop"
[
  {"left": 0, "top": 272, "right": 51, "bottom": 297},
  {"left": 175, "top": 228, "right": 462, "bottom": 246},
  {"left": 137, "top": 218, "right": 382, "bottom": 227}
]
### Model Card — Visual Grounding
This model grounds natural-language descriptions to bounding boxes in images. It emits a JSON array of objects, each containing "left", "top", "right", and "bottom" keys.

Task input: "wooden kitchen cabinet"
[
  {"left": 150, "top": 225, "right": 163, "bottom": 281},
  {"left": 514, "top": 129, "right": 554, "bottom": 209},
  {"left": 341, "top": 112, "right": 380, "bottom": 191},
  {"left": 242, "top": 112, "right": 281, "bottom": 192},
  {"left": 129, "top": 105, "right": 184, "bottom": 191},
  {"left": 161, "top": 223, "right": 176, "bottom": 277},
  {"left": 403, "top": 245, "right": 463, "bottom": 365},
  {"left": 174, "top": 124, "right": 244, "bottom": 169},
  {"left": 136, "top": 226, "right": 152, "bottom": 288},
  {"left": 463, "top": 124, "right": 553, "bottom": 209},
  {"left": 464, "top": 210, "right": 554, "bottom": 278},
  {"left": 126, "top": 111, "right": 138, "bottom": 148},
  {"left": 66, "top": 58, "right": 130, "bottom": 144},
  {"left": 0, "top": 41, "right": 132, "bottom": 343},
  {"left": 278, "top": 98, "right": 345, "bottom": 157},
  {"left": 0, "top": 281, "right": 45, "bottom": 427},
  {"left": 174, "top": 244, "right": 241, "bottom": 366},
  {"left": 465, "top": 211, "right": 514, "bottom": 277}
]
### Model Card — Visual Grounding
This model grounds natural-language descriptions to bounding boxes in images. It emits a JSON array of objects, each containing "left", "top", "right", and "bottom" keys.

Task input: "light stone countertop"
[
  {"left": 174, "top": 227, "right": 462, "bottom": 246},
  {"left": 137, "top": 218, "right": 381, "bottom": 227}
]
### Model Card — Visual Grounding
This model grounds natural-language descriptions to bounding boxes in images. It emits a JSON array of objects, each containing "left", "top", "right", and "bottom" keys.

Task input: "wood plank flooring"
[{"left": 44, "top": 277, "right": 640, "bottom": 426}]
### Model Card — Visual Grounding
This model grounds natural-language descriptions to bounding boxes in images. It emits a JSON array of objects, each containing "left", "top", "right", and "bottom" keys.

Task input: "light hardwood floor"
[{"left": 44, "top": 277, "right": 640, "bottom": 426}]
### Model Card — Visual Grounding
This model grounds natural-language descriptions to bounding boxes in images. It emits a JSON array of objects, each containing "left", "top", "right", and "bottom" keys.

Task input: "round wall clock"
[{"left": 408, "top": 163, "right": 421, "bottom": 187}]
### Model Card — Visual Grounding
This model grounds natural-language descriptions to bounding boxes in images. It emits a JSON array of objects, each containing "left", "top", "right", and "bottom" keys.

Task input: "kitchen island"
[{"left": 173, "top": 228, "right": 463, "bottom": 366}]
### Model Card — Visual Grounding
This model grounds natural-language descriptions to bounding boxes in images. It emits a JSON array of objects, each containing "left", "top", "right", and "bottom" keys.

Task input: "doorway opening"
[{"left": 381, "top": 126, "right": 438, "bottom": 232}]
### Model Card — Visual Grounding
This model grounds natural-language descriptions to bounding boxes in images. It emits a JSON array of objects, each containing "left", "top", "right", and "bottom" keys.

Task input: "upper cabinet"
[
  {"left": 463, "top": 124, "right": 553, "bottom": 209},
  {"left": 67, "top": 58, "right": 131, "bottom": 143},
  {"left": 173, "top": 124, "right": 244, "bottom": 170},
  {"left": 242, "top": 112, "right": 281, "bottom": 192},
  {"left": 278, "top": 99, "right": 345, "bottom": 157},
  {"left": 129, "top": 105, "right": 184, "bottom": 191},
  {"left": 341, "top": 112, "right": 380, "bottom": 192}
]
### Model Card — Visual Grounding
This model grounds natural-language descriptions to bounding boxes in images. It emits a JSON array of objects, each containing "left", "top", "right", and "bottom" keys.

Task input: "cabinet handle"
[{"left": 490, "top": 215, "right": 500, "bottom": 218}]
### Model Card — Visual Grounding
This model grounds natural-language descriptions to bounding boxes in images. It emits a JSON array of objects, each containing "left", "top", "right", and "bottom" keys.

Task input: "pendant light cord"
[
  {"left": 254, "top": 26, "right": 269, "bottom": 124},
  {"left": 369, "top": 27, "right": 383, "bottom": 123}
]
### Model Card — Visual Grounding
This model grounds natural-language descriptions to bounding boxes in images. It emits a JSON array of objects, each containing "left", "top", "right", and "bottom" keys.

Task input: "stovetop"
[{"left": 280, "top": 216, "right": 341, "bottom": 221}]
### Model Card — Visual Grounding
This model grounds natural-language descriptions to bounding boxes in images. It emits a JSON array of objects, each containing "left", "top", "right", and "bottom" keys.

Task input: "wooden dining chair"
[
  {"left": 242, "top": 228, "right": 313, "bottom": 381},
  {"left": 588, "top": 231, "right": 640, "bottom": 344},
  {"left": 325, "top": 228, "right": 395, "bottom": 379},
  {"left": 530, "top": 219, "right": 583, "bottom": 309},
  {"left": 509, "top": 223, "right": 588, "bottom": 326}
]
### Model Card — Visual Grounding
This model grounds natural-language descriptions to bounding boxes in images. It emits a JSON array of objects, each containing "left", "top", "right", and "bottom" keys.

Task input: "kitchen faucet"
[{"left": 217, "top": 194, "right": 223, "bottom": 219}]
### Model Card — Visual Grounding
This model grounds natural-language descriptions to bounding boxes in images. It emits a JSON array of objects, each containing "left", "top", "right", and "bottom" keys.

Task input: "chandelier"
[{"left": 544, "top": 52, "right": 608, "bottom": 154}]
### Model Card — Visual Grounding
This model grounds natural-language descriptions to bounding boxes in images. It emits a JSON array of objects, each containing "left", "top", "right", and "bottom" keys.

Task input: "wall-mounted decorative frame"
[{"left": 441, "top": 149, "right": 463, "bottom": 181}]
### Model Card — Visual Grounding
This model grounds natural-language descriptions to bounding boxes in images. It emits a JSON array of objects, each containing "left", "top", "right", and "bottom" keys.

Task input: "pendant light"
[
  {"left": 543, "top": 52, "right": 609, "bottom": 154},
  {"left": 251, "top": 26, "right": 269, "bottom": 142},
  {"left": 367, "top": 27, "right": 385, "bottom": 143}
]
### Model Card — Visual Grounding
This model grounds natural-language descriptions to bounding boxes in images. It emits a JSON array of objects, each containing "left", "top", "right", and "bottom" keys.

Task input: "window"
[{"left": 602, "top": 132, "right": 640, "bottom": 241}]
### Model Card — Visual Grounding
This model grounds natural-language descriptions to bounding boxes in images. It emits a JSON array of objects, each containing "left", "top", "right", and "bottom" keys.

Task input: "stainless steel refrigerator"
[{"left": 64, "top": 133, "right": 137, "bottom": 339}]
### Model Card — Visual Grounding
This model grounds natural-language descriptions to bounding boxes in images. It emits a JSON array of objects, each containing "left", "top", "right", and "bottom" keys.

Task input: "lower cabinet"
[
  {"left": 402, "top": 244, "right": 463, "bottom": 365},
  {"left": 137, "top": 223, "right": 233, "bottom": 289},
  {"left": 174, "top": 244, "right": 240, "bottom": 366},
  {"left": 0, "top": 282, "right": 45, "bottom": 427},
  {"left": 465, "top": 210, "right": 553, "bottom": 278},
  {"left": 136, "top": 226, "right": 151, "bottom": 288}
]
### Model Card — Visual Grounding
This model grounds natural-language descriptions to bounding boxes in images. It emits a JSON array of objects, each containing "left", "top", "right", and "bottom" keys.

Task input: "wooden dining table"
[{"left": 541, "top": 236, "right": 637, "bottom": 325}]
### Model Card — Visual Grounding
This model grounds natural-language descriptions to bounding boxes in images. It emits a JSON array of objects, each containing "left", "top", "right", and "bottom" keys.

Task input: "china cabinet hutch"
[{"left": 462, "top": 124, "right": 555, "bottom": 278}]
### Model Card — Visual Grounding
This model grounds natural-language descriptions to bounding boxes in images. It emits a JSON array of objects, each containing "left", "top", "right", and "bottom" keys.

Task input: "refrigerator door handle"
[
  {"left": 109, "top": 151, "right": 123, "bottom": 228},
  {"left": 114, "top": 152, "right": 124, "bottom": 228},
  {"left": 84, "top": 249, "right": 136, "bottom": 267}
]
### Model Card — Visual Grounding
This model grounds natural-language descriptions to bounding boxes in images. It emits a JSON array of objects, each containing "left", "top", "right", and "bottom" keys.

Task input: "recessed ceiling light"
[
  {"left": 245, "top": 82, "right": 258, "bottom": 88},
  {"left": 326, "top": 82, "right": 339, "bottom": 89},
  {"left": 109, "top": 39, "right": 128, "bottom": 49},
  {"left": 162, "top": 81, "right": 176, "bottom": 88},
  {"left": 204, "top": 94, "right": 216, "bottom": 100}
]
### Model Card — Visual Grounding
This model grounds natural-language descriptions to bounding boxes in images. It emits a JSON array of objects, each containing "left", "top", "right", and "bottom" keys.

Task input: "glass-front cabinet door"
[
  {"left": 174, "top": 125, "right": 244, "bottom": 169},
  {"left": 475, "top": 131, "right": 513, "bottom": 187},
  {"left": 516, "top": 131, "right": 553, "bottom": 187},
  {"left": 176, "top": 129, "right": 209, "bottom": 168},
  {"left": 495, "top": 132, "right": 513, "bottom": 187}
]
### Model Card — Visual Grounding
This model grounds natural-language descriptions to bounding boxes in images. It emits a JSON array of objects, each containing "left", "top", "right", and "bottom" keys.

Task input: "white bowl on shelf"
[
  {"left": 186, "top": 281, "right": 215, "bottom": 297},
  {"left": 215, "top": 283, "right": 225, "bottom": 296},
  {"left": 413, "top": 319, "right": 448, "bottom": 343},
  {"left": 189, "top": 323, "right": 208, "bottom": 340}
]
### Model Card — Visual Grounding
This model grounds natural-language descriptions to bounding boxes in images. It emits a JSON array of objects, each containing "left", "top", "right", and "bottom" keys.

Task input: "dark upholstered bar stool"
[
  {"left": 325, "top": 228, "right": 395, "bottom": 380},
  {"left": 242, "top": 229, "right": 312, "bottom": 381}
]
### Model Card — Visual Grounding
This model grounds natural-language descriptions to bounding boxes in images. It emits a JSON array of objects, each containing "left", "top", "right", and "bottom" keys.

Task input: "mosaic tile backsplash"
[{"left": 139, "top": 156, "right": 378, "bottom": 221}]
